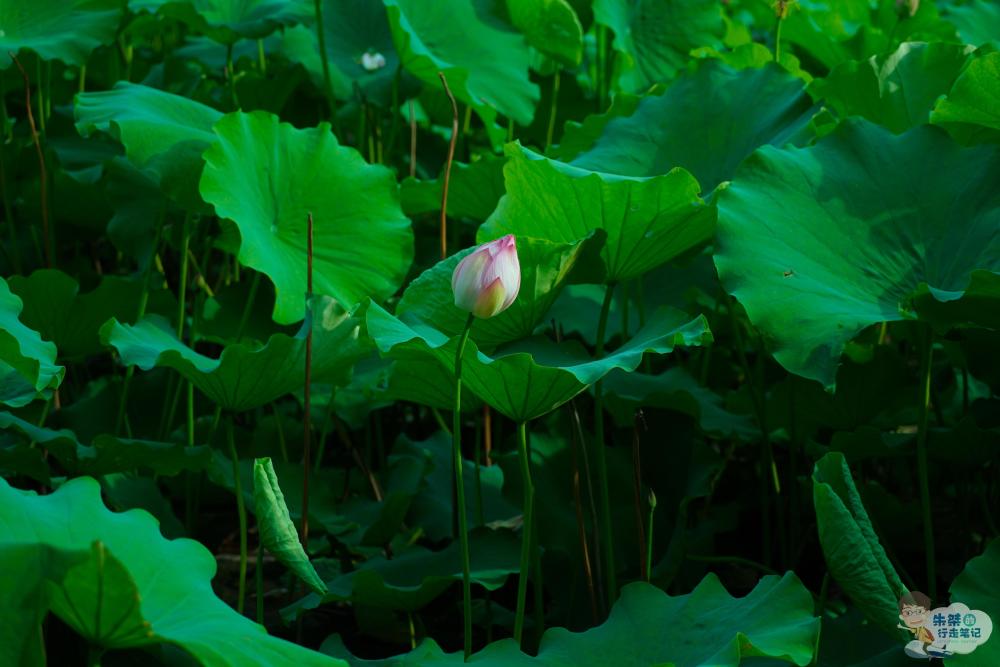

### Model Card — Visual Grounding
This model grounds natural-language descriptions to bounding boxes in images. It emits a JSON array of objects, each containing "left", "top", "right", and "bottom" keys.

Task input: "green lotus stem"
[
  {"left": 544, "top": 69, "right": 561, "bottom": 153},
  {"left": 273, "top": 402, "right": 289, "bottom": 463},
  {"left": 775, "top": 15, "right": 784, "bottom": 62},
  {"left": 645, "top": 490, "right": 656, "bottom": 582},
  {"left": 313, "top": 0, "right": 338, "bottom": 124},
  {"left": 227, "top": 416, "right": 248, "bottom": 614},
  {"left": 35, "top": 58, "right": 45, "bottom": 135},
  {"left": 256, "top": 539, "right": 264, "bottom": 624},
  {"left": 87, "top": 645, "right": 103, "bottom": 667},
  {"left": 513, "top": 420, "right": 534, "bottom": 646},
  {"left": 453, "top": 313, "right": 475, "bottom": 660},
  {"left": 916, "top": 326, "right": 936, "bottom": 599},
  {"left": 177, "top": 214, "right": 191, "bottom": 339},
  {"left": 226, "top": 43, "right": 240, "bottom": 110},
  {"left": 596, "top": 25, "right": 607, "bottom": 110},
  {"left": 234, "top": 271, "right": 261, "bottom": 343},
  {"left": 592, "top": 282, "right": 617, "bottom": 605},
  {"left": 257, "top": 39, "right": 266, "bottom": 75},
  {"left": 314, "top": 393, "right": 336, "bottom": 472}
]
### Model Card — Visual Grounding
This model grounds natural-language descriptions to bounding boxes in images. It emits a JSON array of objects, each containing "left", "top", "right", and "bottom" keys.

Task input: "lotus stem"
[
  {"left": 645, "top": 490, "right": 656, "bottom": 582},
  {"left": 313, "top": 0, "right": 338, "bottom": 126},
  {"left": 438, "top": 72, "right": 459, "bottom": 260},
  {"left": 453, "top": 313, "right": 475, "bottom": 660},
  {"left": 9, "top": 52, "right": 51, "bottom": 268},
  {"left": 227, "top": 415, "right": 248, "bottom": 614},
  {"left": 592, "top": 283, "right": 617, "bottom": 605},
  {"left": 916, "top": 325, "right": 936, "bottom": 599},
  {"left": 544, "top": 69, "right": 561, "bottom": 153},
  {"left": 514, "top": 420, "right": 534, "bottom": 646},
  {"left": 302, "top": 213, "right": 315, "bottom": 543},
  {"left": 256, "top": 539, "right": 264, "bottom": 624},
  {"left": 226, "top": 43, "right": 239, "bottom": 110}
]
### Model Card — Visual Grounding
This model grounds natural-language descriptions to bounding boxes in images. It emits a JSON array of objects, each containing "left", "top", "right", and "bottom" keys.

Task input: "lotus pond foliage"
[{"left": 0, "top": 0, "right": 998, "bottom": 666}]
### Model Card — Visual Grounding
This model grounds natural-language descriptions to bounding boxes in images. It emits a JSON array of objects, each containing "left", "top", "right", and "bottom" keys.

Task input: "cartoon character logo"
[
  {"left": 898, "top": 592, "right": 993, "bottom": 660},
  {"left": 898, "top": 592, "right": 949, "bottom": 659}
]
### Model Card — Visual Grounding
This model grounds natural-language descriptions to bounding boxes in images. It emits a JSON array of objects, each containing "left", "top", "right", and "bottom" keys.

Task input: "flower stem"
[
  {"left": 916, "top": 325, "right": 936, "bottom": 600},
  {"left": 544, "top": 69, "right": 561, "bottom": 153},
  {"left": 226, "top": 43, "right": 240, "bottom": 110},
  {"left": 514, "top": 420, "right": 535, "bottom": 646},
  {"left": 438, "top": 72, "right": 459, "bottom": 260},
  {"left": 453, "top": 313, "right": 475, "bottom": 660},
  {"left": 226, "top": 415, "right": 247, "bottom": 614},
  {"left": 313, "top": 0, "right": 339, "bottom": 128},
  {"left": 256, "top": 539, "right": 265, "bottom": 624},
  {"left": 592, "top": 283, "right": 617, "bottom": 605},
  {"left": 645, "top": 491, "right": 656, "bottom": 582}
]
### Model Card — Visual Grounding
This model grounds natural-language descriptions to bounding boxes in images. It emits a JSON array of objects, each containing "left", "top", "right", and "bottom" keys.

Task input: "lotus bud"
[{"left": 451, "top": 235, "right": 521, "bottom": 319}]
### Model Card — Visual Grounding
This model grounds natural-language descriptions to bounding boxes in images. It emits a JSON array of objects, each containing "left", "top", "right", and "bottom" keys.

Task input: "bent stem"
[
  {"left": 514, "top": 420, "right": 535, "bottom": 646},
  {"left": 226, "top": 415, "right": 248, "bottom": 614},
  {"left": 592, "top": 283, "right": 617, "bottom": 604},
  {"left": 453, "top": 313, "right": 475, "bottom": 660},
  {"left": 916, "top": 326, "right": 936, "bottom": 599}
]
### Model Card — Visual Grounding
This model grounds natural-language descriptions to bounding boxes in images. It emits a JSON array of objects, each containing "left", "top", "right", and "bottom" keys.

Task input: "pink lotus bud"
[{"left": 451, "top": 235, "right": 521, "bottom": 319}]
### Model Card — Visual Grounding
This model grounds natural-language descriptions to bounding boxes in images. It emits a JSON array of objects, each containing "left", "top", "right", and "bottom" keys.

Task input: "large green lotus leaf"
[
  {"left": 0, "top": 277, "right": 63, "bottom": 408},
  {"left": 812, "top": 453, "right": 906, "bottom": 636},
  {"left": 323, "top": 574, "right": 819, "bottom": 666},
  {"left": 931, "top": 51, "right": 1000, "bottom": 144},
  {"left": 8, "top": 269, "right": 175, "bottom": 361},
  {"left": 253, "top": 457, "right": 327, "bottom": 595},
  {"left": 400, "top": 155, "right": 506, "bottom": 222},
  {"left": 100, "top": 296, "right": 368, "bottom": 412},
  {"left": 0, "top": 411, "right": 212, "bottom": 479},
  {"left": 478, "top": 144, "right": 712, "bottom": 283},
  {"left": 284, "top": 528, "right": 520, "bottom": 615},
  {"left": 200, "top": 111, "right": 414, "bottom": 324},
  {"left": 129, "top": 0, "right": 308, "bottom": 42},
  {"left": 946, "top": 539, "right": 1000, "bottom": 667},
  {"left": 601, "top": 367, "right": 756, "bottom": 438},
  {"left": 506, "top": 0, "right": 583, "bottom": 67},
  {"left": 944, "top": 0, "right": 1000, "bottom": 48},
  {"left": 780, "top": 0, "right": 956, "bottom": 71},
  {"left": 552, "top": 59, "right": 817, "bottom": 191},
  {"left": 281, "top": 0, "right": 418, "bottom": 106},
  {"left": 75, "top": 82, "right": 223, "bottom": 208},
  {"left": 0, "top": 477, "right": 342, "bottom": 666},
  {"left": 593, "top": 0, "right": 725, "bottom": 94},
  {"left": 396, "top": 235, "right": 600, "bottom": 350},
  {"left": 714, "top": 119, "right": 1000, "bottom": 388},
  {"left": 0, "top": 0, "right": 122, "bottom": 70},
  {"left": 365, "top": 301, "right": 710, "bottom": 422},
  {"left": 384, "top": 0, "right": 539, "bottom": 127},
  {"left": 809, "top": 42, "right": 974, "bottom": 134}
]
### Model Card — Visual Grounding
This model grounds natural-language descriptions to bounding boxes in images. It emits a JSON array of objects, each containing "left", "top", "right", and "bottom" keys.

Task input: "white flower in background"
[{"left": 361, "top": 51, "right": 387, "bottom": 72}]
